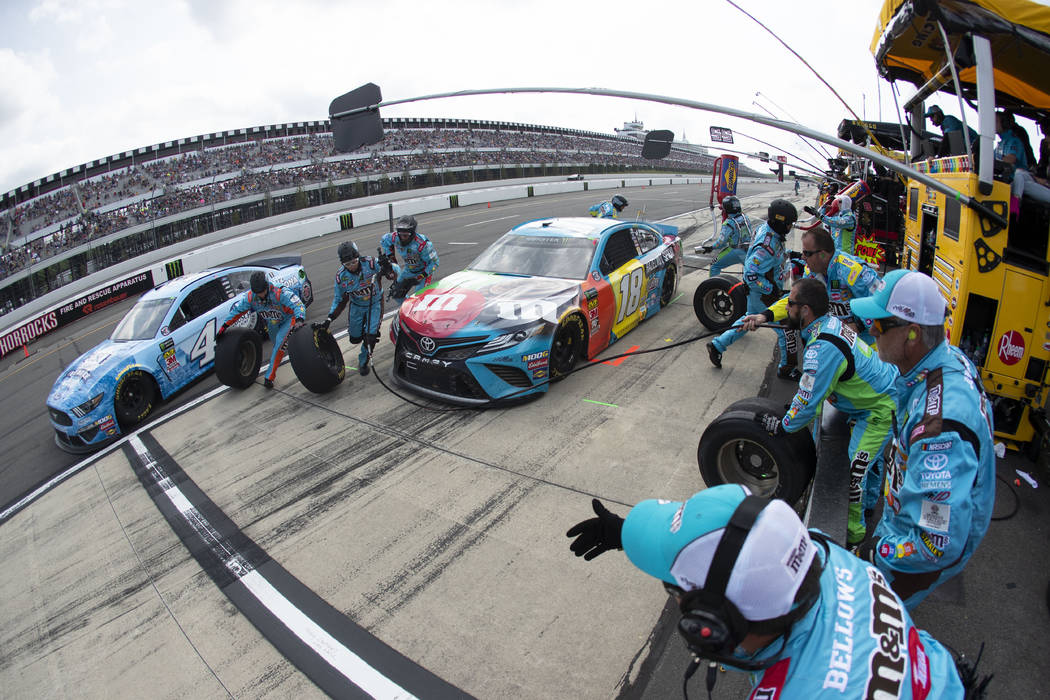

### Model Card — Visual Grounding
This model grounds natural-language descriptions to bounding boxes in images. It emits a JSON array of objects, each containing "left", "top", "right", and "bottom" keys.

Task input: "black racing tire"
[
  {"left": 697, "top": 397, "right": 816, "bottom": 505},
  {"left": 214, "top": 327, "right": 263, "bottom": 389},
  {"left": 114, "top": 369, "right": 158, "bottom": 429},
  {"left": 693, "top": 274, "right": 747, "bottom": 331},
  {"left": 288, "top": 326, "right": 345, "bottom": 394},
  {"left": 550, "top": 314, "right": 587, "bottom": 381},
  {"left": 660, "top": 264, "right": 678, "bottom": 307}
]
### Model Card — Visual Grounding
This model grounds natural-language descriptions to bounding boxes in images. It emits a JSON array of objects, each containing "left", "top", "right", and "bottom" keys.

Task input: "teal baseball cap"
[
  {"left": 850, "top": 269, "right": 947, "bottom": 324},
  {"left": 621, "top": 484, "right": 815, "bottom": 621}
]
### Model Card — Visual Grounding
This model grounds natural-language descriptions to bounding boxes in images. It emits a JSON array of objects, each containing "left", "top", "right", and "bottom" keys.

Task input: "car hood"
[
  {"left": 48, "top": 339, "right": 146, "bottom": 406},
  {"left": 399, "top": 271, "right": 582, "bottom": 338}
]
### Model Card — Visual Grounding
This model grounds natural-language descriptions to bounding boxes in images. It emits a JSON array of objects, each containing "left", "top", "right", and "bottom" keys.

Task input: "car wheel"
[
  {"left": 114, "top": 369, "right": 157, "bottom": 429},
  {"left": 693, "top": 274, "right": 747, "bottom": 331},
  {"left": 660, "top": 264, "right": 677, "bottom": 307},
  {"left": 696, "top": 397, "right": 815, "bottom": 505},
  {"left": 214, "top": 327, "right": 263, "bottom": 389},
  {"left": 550, "top": 314, "right": 586, "bottom": 381},
  {"left": 288, "top": 326, "right": 345, "bottom": 393}
]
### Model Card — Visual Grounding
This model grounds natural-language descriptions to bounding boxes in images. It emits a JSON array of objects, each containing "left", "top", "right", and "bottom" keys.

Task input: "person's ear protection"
[
  {"left": 908, "top": 330, "right": 917, "bottom": 340},
  {"left": 675, "top": 496, "right": 767, "bottom": 656}
]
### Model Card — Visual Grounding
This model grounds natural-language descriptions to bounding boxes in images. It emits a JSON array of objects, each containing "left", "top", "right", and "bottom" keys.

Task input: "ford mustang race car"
[
  {"left": 46, "top": 258, "right": 313, "bottom": 452},
  {"left": 390, "top": 217, "right": 682, "bottom": 404}
]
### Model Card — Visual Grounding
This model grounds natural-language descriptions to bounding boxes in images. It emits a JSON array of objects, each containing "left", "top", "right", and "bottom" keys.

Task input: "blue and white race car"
[
  {"left": 46, "top": 258, "right": 313, "bottom": 452},
  {"left": 390, "top": 217, "right": 682, "bottom": 405}
]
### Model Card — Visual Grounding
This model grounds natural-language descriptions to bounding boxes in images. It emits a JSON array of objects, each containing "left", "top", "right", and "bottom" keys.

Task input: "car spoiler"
[{"left": 649, "top": 222, "right": 679, "bottom": 238}]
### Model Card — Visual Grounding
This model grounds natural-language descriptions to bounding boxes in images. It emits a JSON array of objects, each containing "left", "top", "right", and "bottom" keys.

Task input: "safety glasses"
[{"left": 872, "top": 316, "right": 910, "bottom": 335}]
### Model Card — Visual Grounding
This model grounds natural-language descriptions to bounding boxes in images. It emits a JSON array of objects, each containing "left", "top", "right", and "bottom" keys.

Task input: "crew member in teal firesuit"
[
  {"left": 316, "top": 241, "right": 384, "bottom": 376},
  {"left": 804, "top": 193, "right": 857, "bottom": 256},
  {"left": 219, "top": 271, "right": 305, "bottom": 388},
  {"left": 700, "top": 195, "right": 752, "bottom": 276},
  {"left": 707, "top": 199, "right": 799, "bottom": 379},
  {"left": 851, "top": 270, "right": 995, "bottom": 609},
  {"left": 588, "top": 194, "right": 628, "bottom": 219},
  {"left": 380, "top": 215, "right": 439, "bottom": 304}
]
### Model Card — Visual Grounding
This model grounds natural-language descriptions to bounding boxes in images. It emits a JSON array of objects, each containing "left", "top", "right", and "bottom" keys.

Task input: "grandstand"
[{"left": 0, "top": 117, "right": 730, "bottom": 314}]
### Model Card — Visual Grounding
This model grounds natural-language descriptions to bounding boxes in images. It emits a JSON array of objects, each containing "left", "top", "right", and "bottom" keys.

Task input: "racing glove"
[
  {"left": 855, "top": 538, "right": 878, "bottom": 563},
  {"left": 566, "top": 499, "right": 624, "bottom": 561},
  {"left": 700, "top": 245, "right": 713, "bottom": 254},
  {"left": 755, "top": 411, "right": 783, "bottom": 436},
  {"left": 312, "top": 317, "right": 332, "bottom": 331},
  {"left": 803, "top": 205, "right": 818, "bottom": 216}
]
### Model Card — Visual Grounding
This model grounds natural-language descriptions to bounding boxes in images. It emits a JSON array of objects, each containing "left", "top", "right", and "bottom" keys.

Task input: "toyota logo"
[{"left": 420, "top": 336, "right": 436, "bottom": 353}]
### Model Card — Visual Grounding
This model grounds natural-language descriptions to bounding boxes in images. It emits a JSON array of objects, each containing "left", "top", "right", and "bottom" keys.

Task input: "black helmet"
[
  {"left": 766, "top": 199, "right": 798, "bottom": 236},
  {"left": 250, "top": 271, "right": 268, "bottom": 295},
  {"left": 338, "top": 241, "right": 359, "bottom": 263},
  {"left": 611, "top": 195, "right": 628, "bottom": 212},
  {"left": 395, "top": 215, "right": 417, "bottom": 234},
  {"left": 721, "top": 196, "right": 741, "bottom": 215}
]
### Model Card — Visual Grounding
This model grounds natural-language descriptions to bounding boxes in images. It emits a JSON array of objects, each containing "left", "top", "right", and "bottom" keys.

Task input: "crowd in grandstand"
[{"left": 1, "top": 126, "right": 712, "bottom": 283}]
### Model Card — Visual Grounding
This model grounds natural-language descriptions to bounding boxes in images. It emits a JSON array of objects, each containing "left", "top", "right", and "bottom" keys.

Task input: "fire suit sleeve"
[
  {"left": 711, "top": 219, "right": 736, "bottom": 250},
  {"left": 845, "top": 257, "right": 882, "bottom": 297},
  {"left": 782, "top": 339, "right": 846, "bottom": 433},
  {"left": 765, "top": 295, "right": 789, "bottom": 322},
  {"left": 744, "top": 245, "right": 777, "bottom": 296},
  {"left": 873, "top": 432, "right": 978, "bottom": 572},
  {"left": 222, "top": 295, "right": 251, "bottom": 328},
  {"left": 421, "top": 239, "right": 439, "bottom": 277},
  {"left": 328, "top": 273, "right": 349, "bottom": 318},
  {"left": 379, "top": 233, "right": 396, "bottom": 260},
  {"left": 820, "top": 211, "right": 857, "bottom": 231}
]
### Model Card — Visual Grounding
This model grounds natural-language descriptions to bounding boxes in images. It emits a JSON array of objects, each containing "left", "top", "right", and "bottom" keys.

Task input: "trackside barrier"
[{"left": 1, "top": 176, "right": 705, "bottom": 352}]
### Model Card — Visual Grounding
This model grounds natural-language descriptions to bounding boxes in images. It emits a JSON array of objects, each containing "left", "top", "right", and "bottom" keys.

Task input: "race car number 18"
[{"left": 616, "top": 268, "right": 644, "bottom": 323}]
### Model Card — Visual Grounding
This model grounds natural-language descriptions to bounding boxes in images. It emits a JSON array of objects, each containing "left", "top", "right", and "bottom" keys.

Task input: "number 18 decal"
[{"left": 616, "top": 268, "right": 644, "bottom": 323}]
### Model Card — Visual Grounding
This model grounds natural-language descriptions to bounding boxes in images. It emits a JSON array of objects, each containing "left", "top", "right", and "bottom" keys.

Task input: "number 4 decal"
[
  {"left": 616, "top": 268, "right": 645, "bottom": 323},
  {"left": 190, "top": 319, "right": 216, "bottom": 368}
]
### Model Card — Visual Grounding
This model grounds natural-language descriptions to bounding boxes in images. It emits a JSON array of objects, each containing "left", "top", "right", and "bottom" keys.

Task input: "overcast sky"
[{"left": 0, "top": 0, "right": 996, "bottom": 194}]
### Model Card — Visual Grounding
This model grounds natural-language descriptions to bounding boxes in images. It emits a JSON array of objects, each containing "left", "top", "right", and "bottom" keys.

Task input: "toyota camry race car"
[
  {"left": 390, "top": 217, "right": 682, "bottom": 404},
  {"left": 46, "top": 258, "right": 313, "bottom": 452}
]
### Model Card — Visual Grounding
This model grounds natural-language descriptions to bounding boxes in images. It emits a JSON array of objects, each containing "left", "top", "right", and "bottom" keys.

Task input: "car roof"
[
  {"left": 509, "top": 217, "right": 629, "bottom": 239},
  {"left": 140, "top": 264, "right": 257, "bottom": 301}
]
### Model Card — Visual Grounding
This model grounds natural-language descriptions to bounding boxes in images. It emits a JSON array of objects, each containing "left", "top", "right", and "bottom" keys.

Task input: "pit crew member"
[
  {"left": 380, "top": 215, "right": 439, "bottom": 303},
  {"left": 700, "top": 195, "right": 752, "bottom": 276},
  {"left": 219, "top": 271, "right": 305, "bottom": 389},
  {"left": 588, "top": 194, "right": 628, "bottom": 218},
  {"left": 316, "top": 241, "right": 384, "bottom": 376}
]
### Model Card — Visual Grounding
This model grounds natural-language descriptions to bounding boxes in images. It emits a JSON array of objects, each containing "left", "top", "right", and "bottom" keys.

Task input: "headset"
[{"left": 673, "top": 495, "right": 825, "bottom": 672}]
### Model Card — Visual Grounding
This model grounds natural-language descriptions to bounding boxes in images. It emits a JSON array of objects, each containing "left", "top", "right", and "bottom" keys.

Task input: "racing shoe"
[
  {"left": 263, "top": 378, "right": 274, "bottom": 389},
  {"left": 359, "top": 360, "right": 370, "bottom": 376},
  {"left": 777, "top": 366, "right": 802, "bottom": 381},
  {"left": 706, "top": 342, "right": 723, "bottom": 369}
]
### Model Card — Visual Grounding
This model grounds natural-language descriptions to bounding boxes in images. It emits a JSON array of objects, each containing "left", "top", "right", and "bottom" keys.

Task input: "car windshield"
[
  {"left": 111, "top": 298, "right": 174, "bottom": 341},
  {"left": 469, "top": 233, "right": 595, "bottom": 280}
]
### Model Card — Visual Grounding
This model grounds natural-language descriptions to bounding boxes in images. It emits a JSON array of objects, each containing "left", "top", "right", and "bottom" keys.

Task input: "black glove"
[
  {"left": 377, "top": 250, "right": 394, "bottom": 277},
  {"left": 803, "top": 205, "right": 818, "bottom": 216},
  {"left": 388, "top": 278, "right": 412, "bottom": 300},
  {"left": 789, "top": 250, "right": 804, "bottom": 261},
  {"left": 566, "top": 499, "right": 624, "bottom": 561},
  {"left": 855, "top": 538, "right": 878, "bottom": 563},
  {"left": 312, "top": 317, "right": 331, "bottom": 331},
  {"left": 700, "top": 245, "right": 713, "bottom": 254},
  {"left": 755, "top": 411, "right": 782, "bottom": 436}
]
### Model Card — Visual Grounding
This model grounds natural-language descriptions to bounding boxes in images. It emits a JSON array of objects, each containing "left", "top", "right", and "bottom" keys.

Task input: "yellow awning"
[{"left": 871, "top": 0, "right": 1050, "bottom": 110}]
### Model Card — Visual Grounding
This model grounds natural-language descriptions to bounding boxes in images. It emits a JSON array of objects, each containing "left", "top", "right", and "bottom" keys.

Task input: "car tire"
[
  {"left": 550, "top": 314, "right": 586, "bottom": 381},
  {"left": 114, "top": 369, "right": 158, "bottom": 429},
  {"left": 660, "top": 264, "right": 677, "bottom": 307},
  {"left": 693, "top": 274, "right": 747, "bottom": 331},
  {"left": 288, "top": 326, "right": 345, "bottom": 393},
  {"left": 697, "top": 397, "right": 816, "bottom": 505},
  {"left": 214, "top": 327, "right": 263, "bottom": 389}
]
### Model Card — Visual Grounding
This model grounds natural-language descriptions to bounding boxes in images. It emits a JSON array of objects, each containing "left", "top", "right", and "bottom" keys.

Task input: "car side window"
[
  {"left": 180, "top": 279, "right": 230, "bottom": 322},
  {"left": 631, "top": 227, "right": 660, "bottom": 254},
  {"left": 167, "top": 307, "right": 188, "bottom": 332},
  {"left": 599, "top": 229, "right": 640, "bottom": 275}
]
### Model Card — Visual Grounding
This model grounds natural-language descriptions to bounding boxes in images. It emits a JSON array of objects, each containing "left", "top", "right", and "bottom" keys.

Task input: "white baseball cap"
[{"left": 850, "top": 269, "right": 947, "bottom": 325}]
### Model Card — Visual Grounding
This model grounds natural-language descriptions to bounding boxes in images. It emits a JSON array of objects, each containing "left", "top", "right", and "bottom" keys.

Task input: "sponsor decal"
[
  {"left": 420, "top": 336, "right": 437, "bottom": 353},
  {"left": 923, "top": 453, "right": 948, "bottom": 471},
  {"left": 782, "top": 532, "right": 808, "bottom": 575},
  {"left": 908, "top": 627, "right": 932, "bottom": 699},
  {"left": 591, "top": 271, "right": 601, "bottom": 282},
  {"left": 532, "top": 369, "right": 547, "bottom": 379},
  {"left": 754, "top": 658, "right": 790, "bottom": 698},
  {"left": 670, "top": 503, "right": 685, "bottom": 533},
  {"left": 920, "top": 531, "right": 946, "bottom": 558},
  {"left": 865, "top": 568, "right": 907, "bottom": 698},
  {"left": 919, "top": 501, "right": 950, "bottom": 532},
  {"left": 997, "top": 330, "right": 1025, "bottom": 366},
  {"left": 522, "top": 350, "right": 549, "bottom": 362},
  {"left": 804, "top": 347, "right": 819, "bottom": 360},
  {"left": 800, "top": 373, "right": 816, "bottom": 391},
  {"left": 823, "top": 567, "right": 855, "bottom": 691},
  {"left": 526, "top": 359, "right": 547, "bottom": 370},
  {"left": 584, "top": 287, "right": 598, "bottom": 301},
  {"left": 400, "top": 350, "right": 452, "bottom": 368},
  {"left": 927, "top": 491, "right": 952, "bottom": 502},
  {"left": 895, "top": 542, "right": 917, "bottom": 559},
  {"left": 588, "top": 307, "right": 599, "bottom": 320},
  {"left": 588, "top": 297, "right": 599, "bottom": 310},
  {"left": 880, "top": 542, "right": 893, "bottom": 558},
  {"left": 889, "top": 302, "right": 916, "bottom": 319},
  {"left": 643, "top": 258, "right": 663, "bottom": 275},
  {"left": 925, "top": 384, "right": 942, "bottom": 417},
  {"left": 910, "top": 424, "right": 926, "bottom": 441},
  {"left": 921, "top": 440, "right": 952, "bottom": 452},
  {"left": 498, "top": 299, "right": 559, "bottom": 323}
]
